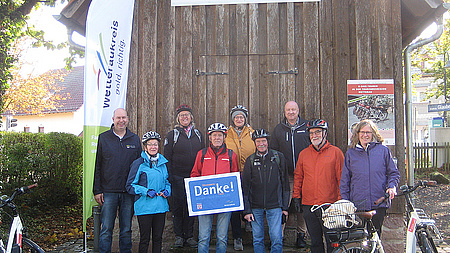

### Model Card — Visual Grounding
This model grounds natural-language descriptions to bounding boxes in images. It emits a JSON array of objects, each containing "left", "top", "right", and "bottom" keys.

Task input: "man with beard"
[{"left": 292, "top": 119, "right": 344, "bottom": 253}]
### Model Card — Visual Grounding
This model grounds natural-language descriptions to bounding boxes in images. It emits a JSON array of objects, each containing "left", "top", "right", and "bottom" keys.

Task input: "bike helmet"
[
  {"left": 252, "top": 128, "right": 270, "bottom": 141},
  {"left": 142, "top": 131, "right": 161, "bottom": 143},
  {"left": 207, "top": 123, "right": 227, "bottom": 135},
  {"left": 230, "top": 105, "right": 248, "bottom": 119},
  {"left": 306, "top": 119, "right": 328, "bottom": 131},
  {"left": 176, "top": 104, "right": 192, "bottom": 115}
]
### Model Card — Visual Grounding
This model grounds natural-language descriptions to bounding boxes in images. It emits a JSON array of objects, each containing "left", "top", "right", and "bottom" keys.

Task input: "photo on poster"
[{"left": 347, "top": 79, "right": 395, "bottom": 145}]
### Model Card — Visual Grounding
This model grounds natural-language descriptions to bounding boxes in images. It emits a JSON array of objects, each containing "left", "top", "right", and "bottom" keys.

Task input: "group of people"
[{"left": 92, "top": 101, "right": 400, "bottom": 253}]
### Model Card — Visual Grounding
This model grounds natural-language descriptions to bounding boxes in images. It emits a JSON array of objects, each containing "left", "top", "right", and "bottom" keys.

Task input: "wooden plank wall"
[{"left": 126, "top": 0, "right": 404, "bottom": 176}]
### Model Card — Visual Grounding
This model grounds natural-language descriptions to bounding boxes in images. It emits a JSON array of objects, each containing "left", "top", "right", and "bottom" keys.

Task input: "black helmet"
[
  {"left": 142, "top": 131, "right": 161, "bottom": 143},
  {"left": 252, "top": 129, "right": 270, "bottom": 141},
  {"left": 230, "top": 105, "right": 248, "bottom": 118},
  {"left": 207, "top": 123, "right": 227, "bottom": 135},
  {"left": 306, "top": 119, "right": 328, "bottom": 131},
  {"left": 176, "top": 104, "right": 192, "bottom": 115}
]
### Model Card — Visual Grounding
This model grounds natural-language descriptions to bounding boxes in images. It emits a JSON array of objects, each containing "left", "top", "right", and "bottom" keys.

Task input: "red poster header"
[{"left": 347, "top": 83, "right": 394, "bottom": 95}]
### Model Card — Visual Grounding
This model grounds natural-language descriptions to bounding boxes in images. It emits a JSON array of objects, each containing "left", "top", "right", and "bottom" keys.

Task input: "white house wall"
[{"left": 2, "top": 109, "right": 83, "bottom": 136}]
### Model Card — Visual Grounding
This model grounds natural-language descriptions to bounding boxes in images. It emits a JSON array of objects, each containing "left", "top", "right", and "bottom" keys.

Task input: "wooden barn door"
[{"left": 195, "top": 53, "right": 297, "bottom": 134}]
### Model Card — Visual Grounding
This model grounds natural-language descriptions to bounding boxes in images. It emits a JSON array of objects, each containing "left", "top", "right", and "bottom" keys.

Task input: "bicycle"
[
  {"left": 312, "top": 198, "right": 386, "bottom": 253},
  {"left": 0, "top": 184, "right": 45, "bottom": 253},
  {"left": 399, "top": 180, "right": 442, "bottom": 253}
]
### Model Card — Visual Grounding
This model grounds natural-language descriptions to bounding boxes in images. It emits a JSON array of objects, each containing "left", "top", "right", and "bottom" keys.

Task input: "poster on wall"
[
  {"left": 347, "top": 79, "right": 395, "bottom": 145},
  {"left": 172, "top": 0, "right": 320, "bottom": 6}
]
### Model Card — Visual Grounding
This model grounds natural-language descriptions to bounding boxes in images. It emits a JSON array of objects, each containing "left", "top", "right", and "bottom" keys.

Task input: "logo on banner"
[{"left": 91, "top": 21, "right": 128, "bottom": 108}]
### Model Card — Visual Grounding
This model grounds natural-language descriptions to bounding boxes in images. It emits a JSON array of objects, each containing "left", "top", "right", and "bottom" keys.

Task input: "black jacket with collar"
[
  {"left": 242, "top": 149, "right": 290, "bottom": 215},
  {"left": 163, "top": 126, "right": 205, "bottom": 179},
  {"left": 271, "top": 116, "right": 310, "bottom": 175},
  {"left": 93, "top": 125, "right": 142, "bottom": 195}
]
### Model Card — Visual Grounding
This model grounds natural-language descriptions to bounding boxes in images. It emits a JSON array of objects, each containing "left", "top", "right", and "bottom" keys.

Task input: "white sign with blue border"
[{"left": 184, "top": 172, "right": 244, "bottom": 216}]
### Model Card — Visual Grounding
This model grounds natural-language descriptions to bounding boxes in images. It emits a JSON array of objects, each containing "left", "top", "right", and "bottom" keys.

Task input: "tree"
[
  {"left": 0, "top": 0, "right": 82, "bottom": 112},
  {"left": 412, "top": 17, "right": 450, "bottom": 102},
  {"left": 2, "top": 67, "right": 69, "bottom": 115}
]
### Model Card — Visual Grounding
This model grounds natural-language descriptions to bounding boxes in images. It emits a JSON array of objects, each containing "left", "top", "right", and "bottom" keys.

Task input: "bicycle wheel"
[
  {"left": 22, "top": 238, "right": 45, "bottom": 253},
  {"left": 417, "top": 231, "right": 438, "bottom": 253},
  {"left": 332, "top": 242, "right": 374, "bottom": 253}
]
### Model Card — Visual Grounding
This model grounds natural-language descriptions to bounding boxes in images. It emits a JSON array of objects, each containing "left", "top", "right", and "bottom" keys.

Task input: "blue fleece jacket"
[
  {"left": 126, "top": 152, "right": 171, "bottom": 215},
  {"left": 340, "top": 142, "right": 400, "bottom": 210}
]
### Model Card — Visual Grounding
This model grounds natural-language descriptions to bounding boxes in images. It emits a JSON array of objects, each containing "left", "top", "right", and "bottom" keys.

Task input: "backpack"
[
  {"left": 200, "top": 147, "right": 234, "bottom": 170},
  {"left": 173, "top": 128, "right": 201, "bottom": 147}
]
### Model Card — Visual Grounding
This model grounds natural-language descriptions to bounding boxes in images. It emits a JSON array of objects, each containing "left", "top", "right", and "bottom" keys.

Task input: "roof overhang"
[
  {"left": 402, "top": 0, "right": 449, "bottom": 48},
  {"left": 56, "top": 0, "right": 449, "bottom": 49}
]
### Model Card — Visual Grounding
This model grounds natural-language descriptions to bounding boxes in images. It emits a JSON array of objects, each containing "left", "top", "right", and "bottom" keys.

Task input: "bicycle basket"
[{"left": 321, "top": 200, "right": 359, "bottom": 229}]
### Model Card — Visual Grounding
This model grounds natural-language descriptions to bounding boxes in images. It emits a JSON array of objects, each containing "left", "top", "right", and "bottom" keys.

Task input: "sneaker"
[
  {"left": 234, "top": 238, "right": 244, "bottom": 251},
  {"left": 173, "top": 236, "right": 184, "bottom": 248},
  {"left": 245, "top": 221, "right": 252, "bottom": 232},
  {"left": 185, "top": 237, "right": 198, "bottom": 248},
  {"left": 296, "top": 232, "right": 307, "bottom": 248}
]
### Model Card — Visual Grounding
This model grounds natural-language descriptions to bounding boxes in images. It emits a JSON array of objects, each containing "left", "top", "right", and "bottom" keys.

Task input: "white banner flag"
[{"left": 83, "top": 0, "right": 135, "bottom": 231}]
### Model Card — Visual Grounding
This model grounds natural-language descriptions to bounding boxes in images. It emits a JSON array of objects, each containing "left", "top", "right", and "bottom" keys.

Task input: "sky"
[{"left": 19, "top": 2, "right": 84, "bottom": 76}]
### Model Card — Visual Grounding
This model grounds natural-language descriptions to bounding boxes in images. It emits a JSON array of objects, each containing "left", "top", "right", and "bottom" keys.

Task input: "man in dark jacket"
[
  {"left": 271, "top": 101, "right": 310, "bottom": 247},
  {"left": 243, "top": 129, "right": 290, "bottom": 253},
  {"left": 93, "top": 108, "right": 142, "bottom": 253}
]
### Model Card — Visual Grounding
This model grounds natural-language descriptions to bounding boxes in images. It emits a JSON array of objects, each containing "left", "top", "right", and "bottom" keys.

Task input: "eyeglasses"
[
  {"left": 359, "top": 131, "right": 373, "bottom": 136},
  {"left": 309, "top": 130, "right": 323, "bottom": 136},
  {"left": 179, "top": 113, "right": 191, "bottom": 118},
  {"left": 234, "top": 115, "right": 245, "bottom": 120},
  {"left": 146, "top": 143, "right": 159, "bottom": 147}
]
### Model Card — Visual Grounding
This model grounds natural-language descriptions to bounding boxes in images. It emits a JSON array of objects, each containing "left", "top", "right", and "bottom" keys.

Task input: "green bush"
[{"left": 0, "top": 132, "right": 82, "bottom": 213}]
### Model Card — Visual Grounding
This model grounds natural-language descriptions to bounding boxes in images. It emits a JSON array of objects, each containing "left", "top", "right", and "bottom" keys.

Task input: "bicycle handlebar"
[
  {"left": 398, "top": 180, "right": 437, "bottom": 196},
  {"left": 373, "top": 192, "right": 390, "bottom": 206},
  {"left": 19, "top": 183, "right": 38, "bottom": 194},
  {"left": 0, "top": 183, "right": 39, "bottom": 207}
]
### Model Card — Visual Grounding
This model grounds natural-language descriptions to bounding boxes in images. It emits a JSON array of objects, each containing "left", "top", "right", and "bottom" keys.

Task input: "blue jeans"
[
  {"left": 198, "top": 212, "right": 232, "bottom": 253},
  {"left": 99, "top": 192, "right": 134, "bottom": 253},
  {"left": 251, "top": 208, "right": 283, "bottom": 253}
]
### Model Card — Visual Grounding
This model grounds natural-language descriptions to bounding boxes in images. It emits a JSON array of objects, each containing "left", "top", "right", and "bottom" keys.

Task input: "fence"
[{"left": 413, "top": 142, "right": 450, "bottom": 172}]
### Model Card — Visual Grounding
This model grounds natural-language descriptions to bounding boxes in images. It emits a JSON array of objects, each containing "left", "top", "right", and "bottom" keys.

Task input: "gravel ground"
[{"left": 414, "top": 183, "right": 450, "bottom": 245}]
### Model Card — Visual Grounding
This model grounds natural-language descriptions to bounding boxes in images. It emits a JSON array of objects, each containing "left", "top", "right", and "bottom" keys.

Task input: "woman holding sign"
[{"left": 126, "top": 131, "right": 171, "bottom": 253}]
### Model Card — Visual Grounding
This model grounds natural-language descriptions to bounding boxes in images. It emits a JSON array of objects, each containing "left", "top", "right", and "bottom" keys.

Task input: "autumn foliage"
[{"left": 2, "top": 69, "right": 69, "bottom": 115}]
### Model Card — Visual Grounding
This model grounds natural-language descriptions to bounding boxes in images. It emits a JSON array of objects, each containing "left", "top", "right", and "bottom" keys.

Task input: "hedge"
[{"left": 0, "top": 132, "right": 82, "bottom": 211}]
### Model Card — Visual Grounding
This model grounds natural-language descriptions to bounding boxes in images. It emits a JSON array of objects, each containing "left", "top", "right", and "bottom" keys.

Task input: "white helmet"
[
  {"left": 207, "top": 123, "right": 227, "bottom": 135},
  {"left": 142, "top": 131, "right": 161, "bottom": 143}
]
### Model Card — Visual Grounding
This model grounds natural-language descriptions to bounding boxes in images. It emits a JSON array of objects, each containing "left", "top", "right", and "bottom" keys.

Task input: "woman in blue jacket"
[
  {"left": 126, "top": 131, "right": 171, "bottom": 253},
  {"left": 340, "top": 120, "right": 400, "bottom": 235}
]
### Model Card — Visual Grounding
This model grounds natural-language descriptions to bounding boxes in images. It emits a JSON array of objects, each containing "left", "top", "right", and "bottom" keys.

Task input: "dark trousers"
[
  {"left": 231, "top": 211, "right": 243, "bottom": 239},
  {"left": 372, "top": 208, "right": 387, "bottom": 236},
  {"left": 303, "top": 205, "right": 332, "bottom": 253},
  {"left": 137, "top": 213, "right": 166, "bottom": 253},
  {"left": 172, "top": 175, "right": 195, "bottom": 239}
]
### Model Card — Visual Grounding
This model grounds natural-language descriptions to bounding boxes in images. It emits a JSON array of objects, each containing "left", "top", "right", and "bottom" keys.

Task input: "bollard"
[{"left": 93, "top": 206, "right": 101, "bottom": 252}]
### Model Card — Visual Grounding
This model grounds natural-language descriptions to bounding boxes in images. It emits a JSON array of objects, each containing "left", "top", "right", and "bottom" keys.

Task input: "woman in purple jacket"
[{"left": 340, "top": 119, "right": 400, "bottom": 235}]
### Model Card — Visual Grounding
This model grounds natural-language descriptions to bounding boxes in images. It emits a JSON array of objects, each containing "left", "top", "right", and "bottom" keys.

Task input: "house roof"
[
  {"left": 3, "top": 66, "right": 85, "bottom": 116},
  {"left": 56, "top": 0, "right": 448, "bottom": 49},
  {"left": 52, "top": 66, "right": 84, "bottom": 113}
]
